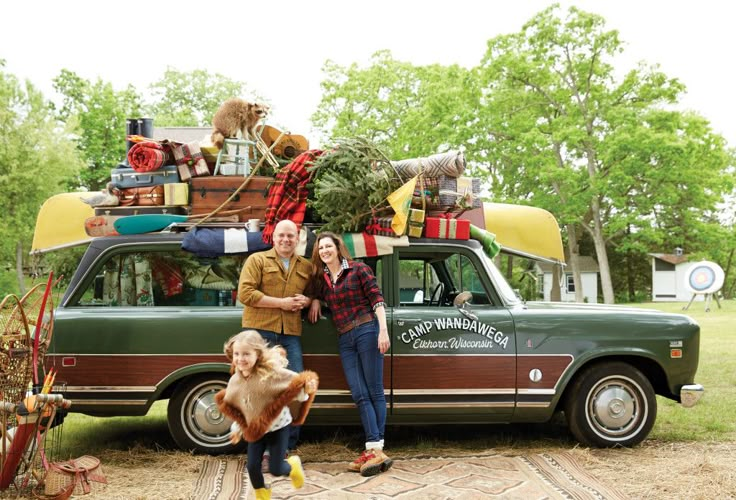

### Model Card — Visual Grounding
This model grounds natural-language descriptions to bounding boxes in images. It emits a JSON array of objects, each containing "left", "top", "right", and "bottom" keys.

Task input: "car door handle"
[{"left": 396, "top": 318, "right": 422, "bottom": 326}]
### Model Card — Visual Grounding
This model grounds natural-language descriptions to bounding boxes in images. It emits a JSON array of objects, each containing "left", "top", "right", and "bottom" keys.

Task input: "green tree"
[
  {"left": 312, "top": 50, "right": 476, "bottom": 159},
  {"left": 53, "top": 69, "right": 142, "bottom": 190},
  {"left": 0, "top": 61, "right": 85, "bottom": 293},
  {"left": 146, "top": 67, "right": 253, "bottom": 127},
  {"left": 473, "top": 5, "right": 734, "bottom": 303}
]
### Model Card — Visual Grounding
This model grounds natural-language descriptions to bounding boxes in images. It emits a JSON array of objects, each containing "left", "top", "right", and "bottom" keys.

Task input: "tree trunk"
[
  {"left": 589, "top": 202, "right": 615, "bottom": 304},
  {"left": 723, "top": 248, "right": 734, "bottom": 300},
  {"left": 582, "top": 145, "right": 614, "bottom": 304},
  {"left": 565, "top": 224, "right": 584, "bottom": 302},
  {"left": 15, "top": 241, "right": 26, "bottom": 296},
  {"left": 550, "top": 263, "right": 562, "bottom": 302},
  {"left": 626, "top": 250, "right": 635, "bottom": 302}
]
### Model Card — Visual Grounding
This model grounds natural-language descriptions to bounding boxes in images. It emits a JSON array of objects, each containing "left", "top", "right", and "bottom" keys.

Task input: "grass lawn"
[
  {"left": 634, "top": 300, "right": 736, "bottom": 442},
  {"left": 56, "top": 300, "right": 736, "bottom": 457}
]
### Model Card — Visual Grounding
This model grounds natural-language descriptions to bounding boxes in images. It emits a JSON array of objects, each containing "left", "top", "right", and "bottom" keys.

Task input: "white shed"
[
  {"left": 536, "top": 255, "right": 599, "bottom": 303},
  {"left": 649, "top": 252, "right": 699, "bottom": 302}
]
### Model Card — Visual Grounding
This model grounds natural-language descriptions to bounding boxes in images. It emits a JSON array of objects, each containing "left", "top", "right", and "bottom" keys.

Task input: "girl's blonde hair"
[{"left": 223, "top": 330, "right": 288, "bottom": 379}]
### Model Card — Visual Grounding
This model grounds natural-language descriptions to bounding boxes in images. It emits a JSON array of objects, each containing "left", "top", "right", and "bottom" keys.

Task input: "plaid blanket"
[
  {"left": 262, "top": 150, "right": 324, "bottom": 243},
  {"left": 127, "top": 141, "right": 172, "bottom": 172}
]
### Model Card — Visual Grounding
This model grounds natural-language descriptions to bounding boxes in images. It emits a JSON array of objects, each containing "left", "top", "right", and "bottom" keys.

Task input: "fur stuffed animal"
[{"left": 211, "top": 98, "right": 270, "bottom": 149}]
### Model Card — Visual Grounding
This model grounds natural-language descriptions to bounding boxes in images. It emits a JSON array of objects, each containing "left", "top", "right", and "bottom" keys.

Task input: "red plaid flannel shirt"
[
  {"left": 319, "top": 261, "right": 385, "bottom": 334},
  {"left": 262, "top": 150, "right": 324, "bottom": 244}
]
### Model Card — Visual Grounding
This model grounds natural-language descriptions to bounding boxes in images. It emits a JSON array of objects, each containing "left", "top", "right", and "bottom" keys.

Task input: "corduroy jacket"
[{"left": 238, "top": 248, "right": 313, "bottom": 335}]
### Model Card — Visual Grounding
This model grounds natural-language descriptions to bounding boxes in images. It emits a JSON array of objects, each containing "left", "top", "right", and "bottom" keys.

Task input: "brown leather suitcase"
[{"left": 189, "top": 176, "right": 273, "bottom": 221}]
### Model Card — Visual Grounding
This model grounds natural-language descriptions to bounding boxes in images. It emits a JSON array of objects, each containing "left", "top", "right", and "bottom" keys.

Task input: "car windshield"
[{"left": 477, "top": 249, "right": 521, "bottom": 304}]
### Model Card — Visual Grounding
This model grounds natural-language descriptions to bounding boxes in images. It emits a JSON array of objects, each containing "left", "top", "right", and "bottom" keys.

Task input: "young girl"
[{"left": 216, "top": 330, "right": 319, "bottom": 500}]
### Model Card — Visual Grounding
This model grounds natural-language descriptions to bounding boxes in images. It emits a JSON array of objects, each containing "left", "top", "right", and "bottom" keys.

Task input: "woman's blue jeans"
[
  {"left": 338, "top": 319, "right": 386, "bottom": 443},
  {"left": 255, "top": 329, "right": 303, "bottom": 450}
]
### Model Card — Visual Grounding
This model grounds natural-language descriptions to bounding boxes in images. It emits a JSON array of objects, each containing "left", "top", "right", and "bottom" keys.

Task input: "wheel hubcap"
[
  {"left": 588, "top": 377, "right": 645, "bottom": 438},
  {"left": 593, "top": 386, "right": 634, "bottom": 428},
  {"left": 186, "top": 384, "right": 229, "bottom": 444}
]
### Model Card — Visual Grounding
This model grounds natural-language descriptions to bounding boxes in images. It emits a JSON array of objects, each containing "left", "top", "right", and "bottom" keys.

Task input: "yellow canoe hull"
[
  {"left": 31, "top": 192, "right": 95, "bottom": 254},
  {"left": 483, "top": 202, "right": 564, "bottom": 264}
]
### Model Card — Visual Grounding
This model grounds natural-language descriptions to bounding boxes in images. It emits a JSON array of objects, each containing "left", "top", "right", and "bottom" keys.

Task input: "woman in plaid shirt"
[{"left": 308, "top": 231, "right": 393, "bottom": 477}]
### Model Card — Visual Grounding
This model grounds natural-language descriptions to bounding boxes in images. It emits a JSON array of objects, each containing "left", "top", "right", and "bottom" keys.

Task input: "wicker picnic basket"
[{"left": 42, "top": 455, "right": 107, "bottom": 499}]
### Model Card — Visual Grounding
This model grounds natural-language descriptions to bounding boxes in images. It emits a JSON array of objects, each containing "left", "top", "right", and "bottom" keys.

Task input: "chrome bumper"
[{"left": 680, "top": 384, "right": 704, "bottom": 408}]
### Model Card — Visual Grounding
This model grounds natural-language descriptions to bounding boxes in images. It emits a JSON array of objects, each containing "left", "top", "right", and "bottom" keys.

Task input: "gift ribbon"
[
  {"left": 365, "top": 222, "right": 393, "bottom": 235},
  {"left": 438, "top": 217, "right": 457, "bottom": 239}
]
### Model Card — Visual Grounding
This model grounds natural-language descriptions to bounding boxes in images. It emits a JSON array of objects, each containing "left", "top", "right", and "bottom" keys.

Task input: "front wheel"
[
  {"left": 565, "top": 361, "right": 657, "bottom": 447},
  {"left": 167, "top": 374, "right": 240, "bottom": 454}
]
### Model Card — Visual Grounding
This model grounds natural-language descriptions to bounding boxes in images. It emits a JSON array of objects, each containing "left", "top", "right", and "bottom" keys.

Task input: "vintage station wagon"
[{"left": 40, "top": 205, "right": 704, "bottom": 454}]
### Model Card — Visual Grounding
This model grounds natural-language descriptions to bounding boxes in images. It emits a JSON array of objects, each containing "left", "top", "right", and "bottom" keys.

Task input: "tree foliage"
[
  {"left": 53, "top": 69, "right": 142, "bottom": 190},
  {"left": 471, "top": 5, "right": 734, "bottom": 303},
  {"left": 311, "top": 6, "right": 735, "bottom": 303},
  {"left": 145, "top": 67, "right": 252, "bottom": 127},
  {"left": 313, "top": 50, "right": 476, "bottom": 160},
  {"left": 0, "top": 61, "right": 85, "bottom": 291}
]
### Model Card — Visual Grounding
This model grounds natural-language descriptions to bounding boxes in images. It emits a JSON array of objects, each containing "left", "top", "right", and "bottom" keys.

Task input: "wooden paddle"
[{"left": 113, "top": 209, "right": 249, "bottom": 235}]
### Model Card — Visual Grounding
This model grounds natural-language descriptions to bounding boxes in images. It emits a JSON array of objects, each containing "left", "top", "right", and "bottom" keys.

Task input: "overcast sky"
[{"left": 2, "top": 1, "right": 734, "bottom": 148}]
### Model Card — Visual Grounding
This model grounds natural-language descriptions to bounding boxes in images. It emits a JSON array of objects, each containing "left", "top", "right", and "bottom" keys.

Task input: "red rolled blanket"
[{"left": 127, "top": 141, "right": 173, "bottom": 172}]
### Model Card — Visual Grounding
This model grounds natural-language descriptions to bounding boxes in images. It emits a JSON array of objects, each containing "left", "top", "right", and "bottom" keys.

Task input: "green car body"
[{"left": 47, "top": 234, "right": 703, "bottom": 453}]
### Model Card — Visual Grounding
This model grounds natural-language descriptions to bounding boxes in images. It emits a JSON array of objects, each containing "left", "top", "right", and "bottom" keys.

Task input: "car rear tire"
[
  {"left": 167, "top": 374, "right": 240, "bottom": 454},
  {"left": 565, "top": 361, "right": 656, "bottom": 447}
]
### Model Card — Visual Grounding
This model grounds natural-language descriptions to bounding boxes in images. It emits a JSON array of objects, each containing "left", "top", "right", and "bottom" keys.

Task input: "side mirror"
[{"left": 454, "top": 291, "right": 478, "bottom": 321}]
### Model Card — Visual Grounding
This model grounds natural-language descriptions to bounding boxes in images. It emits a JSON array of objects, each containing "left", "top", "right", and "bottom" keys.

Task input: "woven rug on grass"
[
  {"left": 191, "top": 452, "right": 626, "bottom": 499},
  {"left": 191, "top": 457, "right": 248, "bottom": 500}
]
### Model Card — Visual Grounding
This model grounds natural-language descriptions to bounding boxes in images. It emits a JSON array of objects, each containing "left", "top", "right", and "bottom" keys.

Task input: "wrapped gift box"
[
  {"left": 407, "top": 208, "right": 425, "bottom": 238},
  {"left": 164, "top": 183, "right": 189, "bottom": 206},
  {"left": 424, "top": 216, "right": 470, "bottom": 240},
  {"left": 172, "top": 142, "right": 210, "bottom": 181},
  {"left": 365, "top": 216, "right": 400, "bottom": 237}
]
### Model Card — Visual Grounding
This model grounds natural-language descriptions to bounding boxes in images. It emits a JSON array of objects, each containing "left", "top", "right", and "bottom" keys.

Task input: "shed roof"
[
  {"left": 649, "top": 253, "right": 689, "bottom": 265},
  {"left": 538, "top": 254, "right": 599, "bottom": 273},
  {"left": 152, "top": 127, "right": 211, "bottom": 144}
]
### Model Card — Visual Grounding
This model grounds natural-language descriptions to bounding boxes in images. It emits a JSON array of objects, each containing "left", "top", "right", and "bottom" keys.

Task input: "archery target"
[{"left": 684, "top": 261, "right": 724, "bottom": 294}]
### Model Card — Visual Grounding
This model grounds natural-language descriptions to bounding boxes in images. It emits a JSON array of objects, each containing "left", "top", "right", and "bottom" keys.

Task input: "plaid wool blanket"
[
  {"left": 262, "top": 150, "right": 324, "bottom": 243},
  {"left": 127, "top": 141, "right": 173, "bottom": 172}
]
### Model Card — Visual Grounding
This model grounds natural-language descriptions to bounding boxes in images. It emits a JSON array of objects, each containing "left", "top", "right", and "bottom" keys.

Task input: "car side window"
[
  {"left": 398, "top": 258, "right": 441, "bottom": 306},
  {"left": 398, "top": 251, "right": 491, "bottom": 306},
  {"left": 445, "top": 253, "right": 491, "bottom": 305},
  {"left": 73, "top": 250, "right": 245, "bottom": 307}
]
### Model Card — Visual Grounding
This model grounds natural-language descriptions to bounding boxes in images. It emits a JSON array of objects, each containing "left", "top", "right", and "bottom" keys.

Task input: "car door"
[{"left": 389, "top": 244, "right": 516, "bottom": 422}]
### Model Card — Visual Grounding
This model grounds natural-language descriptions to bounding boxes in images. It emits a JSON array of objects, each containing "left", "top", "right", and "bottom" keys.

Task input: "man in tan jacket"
[{"left": 238, "top": 219, "right": 313, "bottom": 452}]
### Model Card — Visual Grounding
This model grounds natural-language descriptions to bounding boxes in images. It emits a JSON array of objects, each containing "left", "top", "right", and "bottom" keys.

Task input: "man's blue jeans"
[
  {"left": 338, "top": 319, "right": 386, "bottom": 443},
  {"left": 254, "top": 329, "right": 303, "bottom": 450}
]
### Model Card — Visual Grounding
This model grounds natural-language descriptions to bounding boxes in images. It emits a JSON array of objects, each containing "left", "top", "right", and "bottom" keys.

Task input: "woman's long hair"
[
  {"left": 223, "top": 330, "right": 287, "bottom": 379},
  {"left": 309, "top": 231, "right": 353, "bottom": 294}
]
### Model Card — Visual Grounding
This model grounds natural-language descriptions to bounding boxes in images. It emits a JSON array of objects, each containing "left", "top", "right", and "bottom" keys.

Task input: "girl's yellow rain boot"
[
  {"left": 287, "top": 455, "right": 305, "bottom": 489},
  {"left": 254, "top": 487, "right": 271, "bottom": 500}
]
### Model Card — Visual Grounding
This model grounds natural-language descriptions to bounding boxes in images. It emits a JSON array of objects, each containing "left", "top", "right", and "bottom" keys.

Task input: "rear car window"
[{"left": 72, "top": 250, "right": 245, "bottom": 307}]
